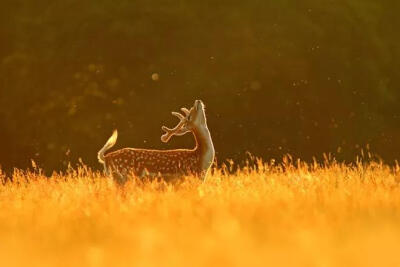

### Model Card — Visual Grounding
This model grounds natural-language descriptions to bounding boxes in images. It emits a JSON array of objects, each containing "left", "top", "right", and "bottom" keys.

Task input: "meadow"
[{"left": 1, "top": 155, "right": 400, "bottom": 267}]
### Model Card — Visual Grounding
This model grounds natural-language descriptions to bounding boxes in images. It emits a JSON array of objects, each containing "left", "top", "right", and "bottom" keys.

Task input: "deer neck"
[{"left": 193, "top": 125, "right": 215, "bottom": 171}]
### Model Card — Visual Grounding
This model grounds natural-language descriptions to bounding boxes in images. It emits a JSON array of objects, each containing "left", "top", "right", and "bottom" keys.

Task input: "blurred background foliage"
[{"left": 0, "top": 0, "right": 399, "bottom": 173}]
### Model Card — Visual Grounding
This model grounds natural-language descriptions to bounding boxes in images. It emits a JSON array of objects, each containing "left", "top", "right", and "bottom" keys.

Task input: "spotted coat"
[{"left": 104, "top": 148, "right": 202, "bottom": 181}]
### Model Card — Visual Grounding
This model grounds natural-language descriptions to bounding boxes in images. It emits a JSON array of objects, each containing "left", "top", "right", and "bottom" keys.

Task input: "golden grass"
[{"left": 1, "top": 157, "right": 400, "bottom": 267}]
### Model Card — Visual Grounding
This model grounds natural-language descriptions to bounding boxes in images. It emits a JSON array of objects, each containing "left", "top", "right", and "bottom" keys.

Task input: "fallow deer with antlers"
[{"left": 98, "top": 100, "right": 215, "bottom": 184}]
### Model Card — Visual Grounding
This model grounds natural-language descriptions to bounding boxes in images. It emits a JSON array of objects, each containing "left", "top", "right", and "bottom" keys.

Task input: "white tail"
[
  {"left": 98, "top": 100, "right": 214, "bottom": 184},
  {"left": 98, "top": 129, "right": 118, "bottom": 164}
]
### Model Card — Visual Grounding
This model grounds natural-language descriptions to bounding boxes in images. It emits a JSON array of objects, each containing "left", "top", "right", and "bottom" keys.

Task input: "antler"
[
  {"left": 181, "top": 108, "right": 190, "bottom": 116},
  {"left": 161, "top": 110, "right": 187, "bottom": 143}
]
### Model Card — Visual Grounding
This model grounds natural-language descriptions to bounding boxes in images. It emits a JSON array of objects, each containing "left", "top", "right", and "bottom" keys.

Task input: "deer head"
[{"left": 161, "top": 100, "right": 207, "bottom": 143}]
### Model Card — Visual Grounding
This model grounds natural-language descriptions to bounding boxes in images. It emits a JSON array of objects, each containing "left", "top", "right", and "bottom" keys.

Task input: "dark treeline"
[{"left": 0, "top": 0, "right": 399, "bottom": 173}]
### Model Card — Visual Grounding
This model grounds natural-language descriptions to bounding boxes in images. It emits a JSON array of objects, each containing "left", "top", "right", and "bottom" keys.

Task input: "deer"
[{"left": 97, "top": 100, "right": 215, "bottom": 184}]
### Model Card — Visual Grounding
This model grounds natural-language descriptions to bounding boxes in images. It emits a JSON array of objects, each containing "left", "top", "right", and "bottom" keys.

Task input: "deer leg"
[
  {"left": 112, "top": 170, "right": 128, "bottom": 186},
  {"left": 103, "top": 164, "right": 111, "bottom": 177}
]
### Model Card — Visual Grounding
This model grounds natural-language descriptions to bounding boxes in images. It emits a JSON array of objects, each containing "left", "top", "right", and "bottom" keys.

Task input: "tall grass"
[{"left": 1, "top": 157, "right": 400, "bottom": 267}]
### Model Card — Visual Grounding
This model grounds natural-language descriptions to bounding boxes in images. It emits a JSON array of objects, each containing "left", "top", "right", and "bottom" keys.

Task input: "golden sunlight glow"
[{"left": 1, "top": 159, "right": 400, "bottom": 267}]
